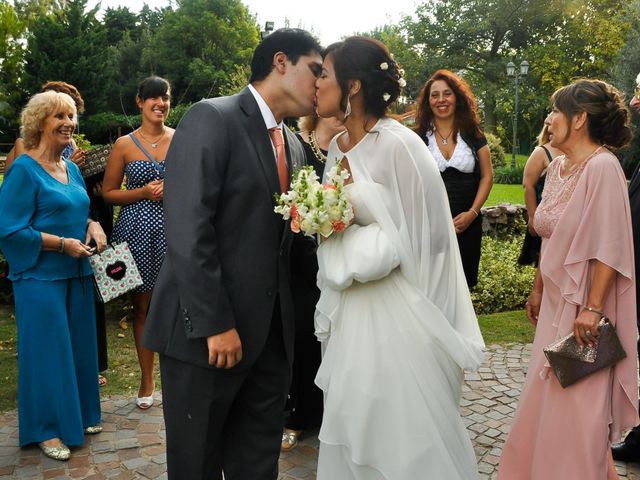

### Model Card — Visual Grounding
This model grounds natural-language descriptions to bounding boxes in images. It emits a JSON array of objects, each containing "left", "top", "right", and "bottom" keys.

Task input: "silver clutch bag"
[{"left": 543, "top": 317, "right": 626, "bottom": 388}]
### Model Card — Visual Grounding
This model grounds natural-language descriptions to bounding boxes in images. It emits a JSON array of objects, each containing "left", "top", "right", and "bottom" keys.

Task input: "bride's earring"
[{"left": 343, "top": 95, "right": 352, "bottom": 121}]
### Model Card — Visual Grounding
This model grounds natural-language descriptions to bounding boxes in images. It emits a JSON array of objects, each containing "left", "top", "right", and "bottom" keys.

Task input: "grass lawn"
[
  {"left": 486, "top": 184, "right": 524, "bottom": 206},
  {"left": 0, "top": 303, "right": 533, "bottom": 413},
  {"left": 478, "top": 310, "right": 534, "bottom": 345},
  {"left": 0, "top": 301, "right": 162, "bottom": 413}
]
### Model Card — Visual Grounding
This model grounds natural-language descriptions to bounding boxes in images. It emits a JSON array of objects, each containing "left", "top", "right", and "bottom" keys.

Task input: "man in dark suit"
[
  {"left": 143, "top": 29, "right": 322, "bottom": 479},
  {"left": 612, "top": 73, "right": 640, "bottom": 463}
]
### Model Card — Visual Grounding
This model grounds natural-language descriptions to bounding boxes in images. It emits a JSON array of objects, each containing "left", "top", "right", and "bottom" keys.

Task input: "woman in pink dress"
[{"left": 498, "top": 79, "right": 638, "bottom": 479}]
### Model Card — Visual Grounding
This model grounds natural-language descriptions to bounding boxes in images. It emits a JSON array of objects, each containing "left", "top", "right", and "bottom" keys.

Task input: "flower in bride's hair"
[
  {"left": 383, "top": 92, "right": 391, "bottom": 102},
  {"left": 380, "top": 62, "right": 389, "bottom": 71},
  {"left": 398, "top": 78, "right": 406, "bottom": 88}
]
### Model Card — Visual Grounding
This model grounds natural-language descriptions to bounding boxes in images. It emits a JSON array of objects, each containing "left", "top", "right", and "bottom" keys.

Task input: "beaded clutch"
[
  {"left": 80, "top": 144, "right": 112, "bottom": 178},
  {"left": 543, "top": 317, "right": 626, "bottom": 388}
]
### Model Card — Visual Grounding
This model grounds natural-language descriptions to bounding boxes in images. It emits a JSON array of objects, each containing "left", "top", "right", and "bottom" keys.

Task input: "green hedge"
[
  {"left": 471, "top": 236, "right": 535, "bottom": 314},
  {"left": 494, "top": 165, "right": 524, "bottom": 184},
  {"left": 486, "top": 132, "right": 506, "bottom": 169}
]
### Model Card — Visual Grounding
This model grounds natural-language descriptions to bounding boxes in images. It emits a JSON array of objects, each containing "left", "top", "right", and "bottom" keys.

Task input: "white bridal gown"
[{"left": 315, "top": 117, "right": 485, "bottom": 480}]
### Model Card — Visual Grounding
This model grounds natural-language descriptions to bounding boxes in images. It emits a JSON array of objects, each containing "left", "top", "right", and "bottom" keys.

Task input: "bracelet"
[
  {"left": 469, "top": 207, "right": 479, "bottom": 217},
  {"left": 583, "top": 305, "right": 605, "bottom": 316},
  {"left": 58, "top": 236, "right": 65, "bottom": 254},
  {"left": 530, "top": 290, "right": 542, "bottom": 295}
]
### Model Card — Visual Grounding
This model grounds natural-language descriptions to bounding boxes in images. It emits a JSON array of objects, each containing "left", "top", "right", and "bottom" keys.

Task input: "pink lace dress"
[
  {"left": 499, "top": 149, "right": 638, "bottom": 479},
  {"left": 534, "top": 155, "right": 588, "bottom": 238}
]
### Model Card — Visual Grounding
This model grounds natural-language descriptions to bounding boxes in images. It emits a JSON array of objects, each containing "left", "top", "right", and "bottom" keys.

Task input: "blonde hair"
[
  {"left": 537, "top": 124, "right": 550, "bottom": 146},
  {"left": 297, "top": 114, "right": 319, "bottom": 133},
  {"left": 20, "top": 91, "right": 77, "bottom": 149}
]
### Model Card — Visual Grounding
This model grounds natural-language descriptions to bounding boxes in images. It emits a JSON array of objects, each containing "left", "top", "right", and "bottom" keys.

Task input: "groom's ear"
[{"left": 272, "top": 52, "right": 288, "bottom": 74}]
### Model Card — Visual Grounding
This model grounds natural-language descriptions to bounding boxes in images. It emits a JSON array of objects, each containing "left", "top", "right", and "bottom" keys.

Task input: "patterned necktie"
[{"left": 268, "top": 127, "right": 289, "bottom": 193}]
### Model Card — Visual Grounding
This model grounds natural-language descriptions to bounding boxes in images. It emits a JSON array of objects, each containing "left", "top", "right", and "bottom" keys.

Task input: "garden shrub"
[
  {"left": 494, "top": 165, "right": 524, "bottom": 185},
  {"left": 486, "top": 132, "right": 506, "bottom": 169},
  {"left": 471, "top": 236, "right": 535, "bottom": 314}
]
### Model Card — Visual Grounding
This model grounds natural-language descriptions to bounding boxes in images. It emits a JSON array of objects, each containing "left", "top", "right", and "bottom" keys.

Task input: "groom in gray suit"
[{"left": 143, "top": 29, "right": 322, "bottom": 479}]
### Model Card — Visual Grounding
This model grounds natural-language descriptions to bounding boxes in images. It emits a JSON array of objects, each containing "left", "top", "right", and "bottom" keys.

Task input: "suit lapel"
[
  {"left": 629, "top": 164, "right": 640, "bottom": 197},
  {"left": 238, "top": 88, "right": 281, "bottom": 198}
]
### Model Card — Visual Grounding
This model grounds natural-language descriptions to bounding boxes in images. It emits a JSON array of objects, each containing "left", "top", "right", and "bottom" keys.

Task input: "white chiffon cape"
[{"left": 314, "top": 118, "right": 485, "bottom": 480}]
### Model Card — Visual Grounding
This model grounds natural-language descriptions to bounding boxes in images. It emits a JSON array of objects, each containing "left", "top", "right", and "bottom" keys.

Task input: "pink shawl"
[{"left": 540, "top": 150, "right": 638, "bottom": 440}]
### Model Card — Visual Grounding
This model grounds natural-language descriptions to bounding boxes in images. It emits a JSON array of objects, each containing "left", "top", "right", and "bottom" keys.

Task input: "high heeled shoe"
[
  {"left": 135, "top": 393, "right": 154, "bottom": 410},
  {"left": 39, "top": 440, "right": 71, "bottom": 461}
]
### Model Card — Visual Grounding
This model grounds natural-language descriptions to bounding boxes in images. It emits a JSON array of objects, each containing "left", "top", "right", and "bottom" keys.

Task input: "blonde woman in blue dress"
[
  {"left": 0, "top": 91, "right": 107, "bottom": 460},
  {"left": 313, "top": 37, "right": 485, "bottom": 479}
]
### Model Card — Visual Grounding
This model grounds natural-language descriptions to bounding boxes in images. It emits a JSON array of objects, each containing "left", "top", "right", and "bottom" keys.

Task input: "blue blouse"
[{"left": 0, "top": 154, "right": 92, "bottom": 281}]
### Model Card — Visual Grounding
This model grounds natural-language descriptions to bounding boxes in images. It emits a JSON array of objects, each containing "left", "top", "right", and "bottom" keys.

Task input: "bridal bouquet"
[{"left": 274, "top": 164, "right": 354, "bottom": 238}]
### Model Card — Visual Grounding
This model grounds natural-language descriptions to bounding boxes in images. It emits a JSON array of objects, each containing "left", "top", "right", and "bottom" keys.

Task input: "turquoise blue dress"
[{"left": 0, "top": 154, "right": 100, "bottom": 447}]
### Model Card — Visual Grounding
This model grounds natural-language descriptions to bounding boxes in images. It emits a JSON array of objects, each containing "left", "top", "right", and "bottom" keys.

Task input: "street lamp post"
[
  {"left": 506, "top": 60, "right": 530, "bottom": 169},
  {"left": 261, "top": 21, "right": 274, "bottom": 40}
]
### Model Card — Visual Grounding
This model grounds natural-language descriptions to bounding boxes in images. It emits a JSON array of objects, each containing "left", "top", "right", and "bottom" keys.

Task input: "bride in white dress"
[{"left": 313, "top": 37, "right": 486, "bottom": 480}]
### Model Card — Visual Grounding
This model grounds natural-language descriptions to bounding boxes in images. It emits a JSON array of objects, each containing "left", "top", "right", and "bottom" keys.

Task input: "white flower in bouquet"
[{"left": 274, "top": 164, "right": 354, "bottom": 237}]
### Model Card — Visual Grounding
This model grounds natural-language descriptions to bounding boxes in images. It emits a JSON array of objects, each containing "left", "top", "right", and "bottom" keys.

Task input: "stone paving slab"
[{"left": 0, "top": 344, "right": 638, "bottom": 479}]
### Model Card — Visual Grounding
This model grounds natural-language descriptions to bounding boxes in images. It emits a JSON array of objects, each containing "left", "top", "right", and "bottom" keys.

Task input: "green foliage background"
[{"left": 471, "top": 237, "right": 536, "bottom": 315}]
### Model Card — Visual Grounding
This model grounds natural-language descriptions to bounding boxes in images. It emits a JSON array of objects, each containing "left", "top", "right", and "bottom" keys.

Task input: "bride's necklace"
[
  {"left": 309, "top": 130, "right": 326, "bottom": 163},
  {"left": 435, "top": 127, "right": 453, "bottom": 145},
  {"left": 137, "top": 127, "right": 165, "bottom": 148}
]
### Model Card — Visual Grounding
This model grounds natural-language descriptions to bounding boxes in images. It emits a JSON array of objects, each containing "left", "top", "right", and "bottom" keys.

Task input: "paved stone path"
[{"left": 1, "top": 344, "right": 639, "bottom": 479}]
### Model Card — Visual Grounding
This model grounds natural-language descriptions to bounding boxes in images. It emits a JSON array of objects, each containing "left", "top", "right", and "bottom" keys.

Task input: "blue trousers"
[{"left": 13, "top": 276, "right": 101, "bottom": 446}]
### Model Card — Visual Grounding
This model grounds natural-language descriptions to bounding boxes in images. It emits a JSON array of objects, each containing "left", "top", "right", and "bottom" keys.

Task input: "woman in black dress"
[
  {"left": 281, "top": 114, "right": 344, "bottom": 451},
  {"left": 518, "top": 125, "right": 563, "bottom": 265},
  {"left": 414, "top": 70, "right": 493, "bottom": 288}
]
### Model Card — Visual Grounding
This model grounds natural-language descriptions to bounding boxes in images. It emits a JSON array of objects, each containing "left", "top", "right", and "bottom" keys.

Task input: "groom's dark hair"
[{"left": 250, "top": 28, "right": 322, "bottom": 83}]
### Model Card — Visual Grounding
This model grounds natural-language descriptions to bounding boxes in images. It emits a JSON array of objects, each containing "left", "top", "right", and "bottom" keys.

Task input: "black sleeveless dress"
[{"left": 441, "top": 167, "right": 483, "bottom": 288}]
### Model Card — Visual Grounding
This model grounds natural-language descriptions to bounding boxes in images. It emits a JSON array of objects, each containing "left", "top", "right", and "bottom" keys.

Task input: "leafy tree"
[
  {"left": 103, "top": 6, "right": 139, "bottom": 45},
  {"left": 0, "top": 1, "right": 26, "bottom": 136},
  {"left": 611, "top": 0, "right": 640, "bottom": 176},
  {"left": 148, "top": 0, "right": 259, "bottom": 104},
  {"left": 13, "top": 0, "right": 63, "bottom": 29},
  {"left": 22, "top": 0, "right": 111, "bottom": 115},
  {"left": 402, "top": 0, "right": 631, "bottom": 156},
  {"left": 403, "top": 0, "right": 565, "bottom": 133}
]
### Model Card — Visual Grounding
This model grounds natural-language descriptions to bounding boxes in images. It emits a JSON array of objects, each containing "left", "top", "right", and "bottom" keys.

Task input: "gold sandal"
[{"left": 281, "top": 429, "right": 302, "bottom": 452}]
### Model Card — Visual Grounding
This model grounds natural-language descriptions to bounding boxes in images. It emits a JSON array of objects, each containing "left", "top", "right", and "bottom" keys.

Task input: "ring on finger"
[{"left": 585, "top": 330, "right": 593, "bottom": 338}]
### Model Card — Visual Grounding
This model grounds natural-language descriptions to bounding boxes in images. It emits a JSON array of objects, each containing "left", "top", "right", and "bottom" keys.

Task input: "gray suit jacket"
[{"left": 143, "top": 87, "right": 305, "bottom": 370}]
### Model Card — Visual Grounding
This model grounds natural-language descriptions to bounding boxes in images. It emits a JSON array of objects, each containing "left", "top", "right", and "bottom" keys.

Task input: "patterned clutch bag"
[
  {"left": 543, "top": 317, "right": 626, "bottom": 388},
  {"left": 89, "top": 242, "right": 143, "bottom": 303},
  {"left": 80, "top": 144, "right": 112, "bottom": 178}
]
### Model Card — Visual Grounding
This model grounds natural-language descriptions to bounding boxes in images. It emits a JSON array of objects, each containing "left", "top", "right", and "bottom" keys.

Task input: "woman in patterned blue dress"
[
  {"left": 0, "top": 91, "right": 107, "bottom": 461},
  {"left": 103, "top": 77, "right": 174, "bottom": 409}
]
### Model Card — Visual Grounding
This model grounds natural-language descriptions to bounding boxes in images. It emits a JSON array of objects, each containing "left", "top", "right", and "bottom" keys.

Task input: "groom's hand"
[{"left": 207, "top": 328, "right": 243, "bottom": 369}]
